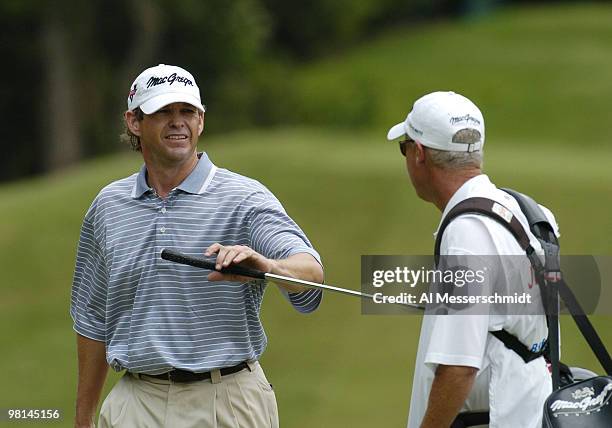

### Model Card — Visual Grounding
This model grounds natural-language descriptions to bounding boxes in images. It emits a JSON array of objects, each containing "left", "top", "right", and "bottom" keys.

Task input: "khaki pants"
[{"left": 99, "top": 362, "right": 279, "bottom": 428}]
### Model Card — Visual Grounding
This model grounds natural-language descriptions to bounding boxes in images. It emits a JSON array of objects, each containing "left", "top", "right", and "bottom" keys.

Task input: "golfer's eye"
[
  {"left": 182, "top": 108, "right": 197, "bottom": 115},
  {"left": 156, "top": 108, "right": 170, "bottom": 115}
]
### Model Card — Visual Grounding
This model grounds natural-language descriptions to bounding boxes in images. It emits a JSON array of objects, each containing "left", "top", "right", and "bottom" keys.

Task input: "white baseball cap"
[
  {"left": 127, "top": 64, "right": 205, "bottom": 114},
  {"left": 386, "top": 91, "right": 485, "bottom": 152}
]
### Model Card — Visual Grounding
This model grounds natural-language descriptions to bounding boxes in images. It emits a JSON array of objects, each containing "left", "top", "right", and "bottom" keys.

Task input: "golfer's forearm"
[
  {"left": 270, "top": 253, "right": 324, "bottom": 293},
  {"left": 420, "top": 364, "right": 478, "bottom": 428},
  {"left": 75, "top": 334, "right": 109, "bottom": 427}
]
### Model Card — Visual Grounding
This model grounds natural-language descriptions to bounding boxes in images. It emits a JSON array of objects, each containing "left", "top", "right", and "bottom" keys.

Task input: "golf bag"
[{"left": 433, "top": 189, "right": 612, "bottom": 428}]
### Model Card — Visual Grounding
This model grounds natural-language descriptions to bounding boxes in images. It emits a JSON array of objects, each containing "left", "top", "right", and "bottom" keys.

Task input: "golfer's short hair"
[
  {"left": 427, "top": 129, "right": 483, "bottom": 169},
  {"left": 120, "top": 107, "right": 144, "bottom": 151}
]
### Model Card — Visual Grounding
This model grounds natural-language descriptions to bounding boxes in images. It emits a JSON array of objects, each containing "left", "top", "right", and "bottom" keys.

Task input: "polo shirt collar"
[
  {"left": 131, "top": 152, "right": 216, "bottom": 198},
  {"left": 177, "top": 152, "right": 214, "bottom": 194},
  {"left": 433, "top": 174, "right": 491, "bottom": 238}
]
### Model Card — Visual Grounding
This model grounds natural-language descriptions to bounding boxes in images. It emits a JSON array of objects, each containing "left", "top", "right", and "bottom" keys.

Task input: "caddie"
[
  {"left": 387, "top": 91, "right": 559, "bottom": 427},
  {"left": 70, "top": 64, "right": 324, "bottom": 428}
]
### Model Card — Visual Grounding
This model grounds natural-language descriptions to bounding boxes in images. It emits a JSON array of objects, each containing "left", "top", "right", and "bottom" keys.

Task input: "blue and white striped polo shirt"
[{"left": 70, "top": 152, "right": 322, "bottom": 374}]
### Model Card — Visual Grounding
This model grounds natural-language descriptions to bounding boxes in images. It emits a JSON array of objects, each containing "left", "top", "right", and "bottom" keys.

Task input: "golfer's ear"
[
  {"left": 125, "top": 110, "right": 141, "bottom": 136},
  {"left": 198, "top": 112, "right": 204, "bottom": 136}
]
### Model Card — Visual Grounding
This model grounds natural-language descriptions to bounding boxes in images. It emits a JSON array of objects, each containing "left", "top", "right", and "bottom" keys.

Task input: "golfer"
[
  {"left": 70, "top": 64, "right": 324, "bottom": 428},
  {"left": 386, "top": 91, "right": 557, "bottom": 427}
]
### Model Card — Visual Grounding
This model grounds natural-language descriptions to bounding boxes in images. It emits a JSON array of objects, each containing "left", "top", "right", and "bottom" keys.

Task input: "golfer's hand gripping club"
[
  {"left": 161, "top": 248, "right": 266, "bottom": 279},
  {"left": 161, "top": 248, "right": 370, "bottom": 299}
]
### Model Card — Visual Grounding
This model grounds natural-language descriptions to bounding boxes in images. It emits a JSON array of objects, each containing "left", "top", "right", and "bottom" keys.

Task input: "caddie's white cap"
[
  {"left": 127, "top": 64, "right": 205, "bottom": 114},
  {"left": 386, "top": 91, "right": 485, "bottom": 152}
]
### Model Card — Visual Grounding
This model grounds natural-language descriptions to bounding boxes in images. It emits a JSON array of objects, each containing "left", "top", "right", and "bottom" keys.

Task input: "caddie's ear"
[
  {"left": 414, "top": 141, "right": 426, "bottom": 164},
  {"left": 125, "top": 110, "right": 141, "bottom": 136}
]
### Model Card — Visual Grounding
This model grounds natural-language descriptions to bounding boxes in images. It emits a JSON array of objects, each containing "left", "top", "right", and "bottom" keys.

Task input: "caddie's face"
[
  {"left": 404, "top": 140, "right": 428, "bottom": 200},
  {"left": 130, "top": 102, "right": 204, "bottom": 165}
]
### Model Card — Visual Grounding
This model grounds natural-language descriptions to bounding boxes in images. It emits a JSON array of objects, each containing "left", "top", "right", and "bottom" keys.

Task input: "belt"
[{"left": 136, "top": 361, "right": 250, "bottom": 383}]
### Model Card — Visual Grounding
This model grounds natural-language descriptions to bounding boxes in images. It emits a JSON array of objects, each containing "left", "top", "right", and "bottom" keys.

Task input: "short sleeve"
[
  {"left": 426, "top": 216, "right": 499, "bottom": 369},
  {"left": 248, "top": 192, "right": 322, "bottom": 313},
  {"left": 248, "top": 194, "right": 321, "bottom": 264},
  {"left": 70, "top": 213, "right": 109, "bottom": 342},
  {"left": 425, "top": 314, "right": 489, "bottom": 369}
]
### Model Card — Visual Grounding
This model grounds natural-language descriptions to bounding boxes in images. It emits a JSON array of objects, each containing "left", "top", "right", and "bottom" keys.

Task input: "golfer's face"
[{"left": 139, "top": 102, "right": 204, "bottom": 164}]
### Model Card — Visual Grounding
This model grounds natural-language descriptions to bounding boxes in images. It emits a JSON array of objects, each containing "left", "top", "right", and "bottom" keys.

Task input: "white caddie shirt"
[{"left": 407, "top": 174, "right": 559, "bottom": 428}]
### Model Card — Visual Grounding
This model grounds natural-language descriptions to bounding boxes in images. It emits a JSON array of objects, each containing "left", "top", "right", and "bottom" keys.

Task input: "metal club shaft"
[{"left": 160, "top": 248, "right": 423, "bottom": 310}]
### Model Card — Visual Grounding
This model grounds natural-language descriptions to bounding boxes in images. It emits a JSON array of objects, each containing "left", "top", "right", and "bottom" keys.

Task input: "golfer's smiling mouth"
[{"left": 165, "top": 133, "right": 189, "bottom": 141}]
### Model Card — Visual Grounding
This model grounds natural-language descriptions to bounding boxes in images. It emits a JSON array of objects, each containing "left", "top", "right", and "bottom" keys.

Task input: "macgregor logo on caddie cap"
[
  {"left": 146, "top": 73, "right": 194, "bottom": 89},
  {"left": 449, "top": 114, "right": 481, "bottom": 126}
]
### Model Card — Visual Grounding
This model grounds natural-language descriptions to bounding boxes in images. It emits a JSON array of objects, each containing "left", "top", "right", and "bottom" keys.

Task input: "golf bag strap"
[
  {"left": 490, "top": 330, "right": 547, "bottom": 363},
  {"left": 501, "top": 189, "right": 612, "bottom": 376},
  {"left": 434, "top": 197, "right": 547, "bottom": 364},
  {"left": 499, "top": 189, "right": 563, "bottom": 388},
  {"left": 434, "top": 197, "right": 534, "bottom": 266},
  {"left": 557, "top": 278, "right": 612, "bottom": 375},
  {"left": 433, "top": 197, "right": 546, "bottom": 300}
]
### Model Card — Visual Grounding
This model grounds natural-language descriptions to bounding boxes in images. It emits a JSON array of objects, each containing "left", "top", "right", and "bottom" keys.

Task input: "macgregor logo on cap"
[
  {"left": 146, "top": 73, "right": 194, "bottom": 89},
  {"left": 449, "top": 114, "right": 481, "bottom": 126}
]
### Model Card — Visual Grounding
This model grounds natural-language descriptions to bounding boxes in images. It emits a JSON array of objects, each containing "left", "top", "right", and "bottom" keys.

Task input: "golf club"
[{"left": 161, "top": 248, "right": 424, "bottom": 310}]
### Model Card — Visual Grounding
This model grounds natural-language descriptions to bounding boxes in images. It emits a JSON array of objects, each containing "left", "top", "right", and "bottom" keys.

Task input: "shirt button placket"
[{"left": 160, "top": 202, "right": 167, "bottom": 234}]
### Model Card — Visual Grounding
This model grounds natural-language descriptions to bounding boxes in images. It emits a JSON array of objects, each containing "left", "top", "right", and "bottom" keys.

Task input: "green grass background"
[{"left": 1, "top": 4, "right": 611, "bottom": 427}]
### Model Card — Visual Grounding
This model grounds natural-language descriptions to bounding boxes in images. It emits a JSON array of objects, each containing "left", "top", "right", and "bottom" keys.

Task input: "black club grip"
[{"left": 161, "top": 248, "right": 267, "bottom": 280}]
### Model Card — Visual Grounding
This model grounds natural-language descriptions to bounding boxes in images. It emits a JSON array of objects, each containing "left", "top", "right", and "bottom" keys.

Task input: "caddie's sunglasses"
[{"left": 399, "top": 138, "right": 415, "bottom": 156}]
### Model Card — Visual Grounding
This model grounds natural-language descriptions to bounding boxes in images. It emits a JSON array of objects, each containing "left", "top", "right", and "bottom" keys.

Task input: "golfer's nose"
[{"left": 168, "top": 111, "right": 184, "bottom": 128}]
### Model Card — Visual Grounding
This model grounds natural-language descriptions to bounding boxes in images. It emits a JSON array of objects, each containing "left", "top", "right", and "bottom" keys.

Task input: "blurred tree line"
[{"left": 1, "top": 0, "right": 501, "bottom": 182}]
